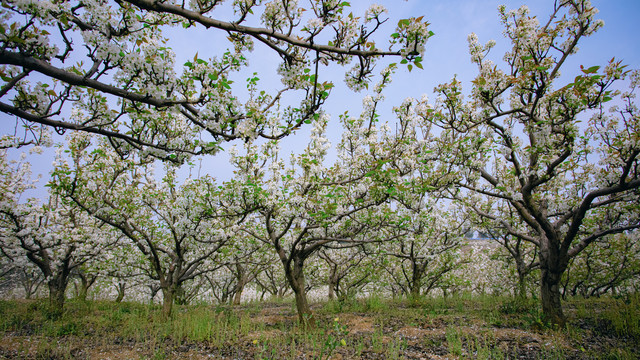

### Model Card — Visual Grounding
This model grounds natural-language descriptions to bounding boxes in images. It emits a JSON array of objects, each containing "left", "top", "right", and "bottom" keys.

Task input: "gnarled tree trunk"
[
  {"left": 409, "top": 260, "right": 425, "bottom": 301},
  {"left": 161, "top": 286, "right": 174, "bottom": 318},
  {"left": 74, "top": 271, "right": 97, "bottom": 301},
  {"left": 47, "top": 274, "right": 70, "bottom": 317},
  {"left": 232, "top": 264, "right": 248, "bottom": 305},
  {"left": 539, "top": 240, "right": 569, "bottom": 327},
  {"left": 284, "top": 255, "right": 315, "bottom": 328},
  {"left": 115, "top": 282, "right": 126, "bottom": 303},
  {"left": 327, "top": 268, "right": 337, "bottom": 301}
]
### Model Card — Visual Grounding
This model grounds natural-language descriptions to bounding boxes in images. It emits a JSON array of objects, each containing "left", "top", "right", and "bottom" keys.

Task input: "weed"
[
  {"left": 500, "top": 297, "right": 538, "bottom": 315},
  {"left": 386, "top": 337, "right": 408, "bottom": 359},
  {"left": 353, "top": 337, "right": 365, "bottom": 357},
  {"left": 602, "top": 294, "right": 640, "bottom": 339},
  {"left": 445, "top": 326, "right": 463, "bottom": 356},
  {"left": 322, "top": 299, "right": 344, "bottom": 314},
  {"left": 604, "top": 347, "right": 637, "bottom": 360},
  {"left": 468, "top": 332, "right": 504, "bottom": 360},
  {"left": 365, "top": 294, "right": 386, "bottom": 312},
  {"left": 523, "top": 308, "right": 550, "bottom": 330},
  {"left": 370, "top": 320, "right": 385, "bottom": 353},
  {"left": 0, "top": 295, "right": 638, "bottom": 358},
  {"left": 317, "top": 317, "right": 348, "bottom": 360},
  {"left": 150, "top": 346, "right": 167, "bottom": 360},
  {"left": 34, "top": 340, "right": 76, "bottom": 360}
]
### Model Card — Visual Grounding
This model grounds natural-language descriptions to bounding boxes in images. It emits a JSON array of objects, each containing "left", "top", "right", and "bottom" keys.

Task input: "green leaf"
[
  {"left": 398, "top": 19, "right": 411, "bottom": 27},
  {"left": 184, "top": 61, "right": 193, "bottom": 68},
  {"left": 585, "top": 65, "right": 600, "bottom": 74}
]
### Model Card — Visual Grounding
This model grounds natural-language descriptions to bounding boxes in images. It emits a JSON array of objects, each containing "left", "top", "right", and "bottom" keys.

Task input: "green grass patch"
[{"left": 0, "top": 294, "right": 638, "bottom": 359}]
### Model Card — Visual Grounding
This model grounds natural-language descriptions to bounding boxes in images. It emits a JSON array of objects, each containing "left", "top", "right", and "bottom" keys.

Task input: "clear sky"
[
  {"left": 186, "top": 0, "right": 640, "bottom": 183},
  {"left": 3, "top": 0, "right": 640, "bottom": 196}
]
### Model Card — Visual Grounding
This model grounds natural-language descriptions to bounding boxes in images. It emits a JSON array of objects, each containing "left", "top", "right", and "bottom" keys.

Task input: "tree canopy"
[
  {"left": 0, "top": 0, "right": 638, "bottom": 328},
  {"left": 0, "top": 0, "right": 429, "bottom": 161}
]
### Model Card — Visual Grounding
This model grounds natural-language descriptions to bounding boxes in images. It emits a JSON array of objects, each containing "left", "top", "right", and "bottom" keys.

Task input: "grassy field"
[{"left": 0, "top": 294, "right": 638, "bottom": 359}]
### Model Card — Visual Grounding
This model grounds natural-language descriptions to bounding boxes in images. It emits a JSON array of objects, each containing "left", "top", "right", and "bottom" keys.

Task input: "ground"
[{"left": 0, "top": 295, "right": 638, "bottom": 359}]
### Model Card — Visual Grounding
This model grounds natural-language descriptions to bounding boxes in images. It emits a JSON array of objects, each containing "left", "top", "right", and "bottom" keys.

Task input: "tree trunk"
[
  {"left": 115, "top": 282, "right": 126, "bottom": 303},
  {"left": 294, "top": 285, "right": 314, "bottom": 327},
  {"left": 149, "top": 284, "right": 160, "bottom": 305},
  {"left": 174, "top": 284, "right": 188, "bottom": 305},
  {"left": 328, "top": 269, "right": 337, "bottom": 301},
  {"left": 517, "top": 271, "right": 527, "bottom": 299},
  {"left": 161, "top": 287, "right": 174, "bottom": 318},
  {"left": 409, "top": 284, "right": 421, "bottom": 300},
  {"left": 539, "top": 243, "right": 568, "bottom": 327},
  {"left": 232, "top": 267, "right": 249, "bottom": 305},
  {"left": 409, "top": 267, "right": 422, "bottom": 300},
  {"left": 409, "top": 261, "right": 424, "bottom": 301},
  {"left": 540, "top": 268, "right": 565, "bottom": 327},
  {"left": 284, "top": 255, "right": 315, "bottom": 328},
  {"left": 47, "top": 277, "right": 68, "bottom": 317},
  {"left": 233, "top": 280, "right": 245, "bottom": 305},
  {"left": 75, "top": 273, "right": 95, "bottom": 301}
]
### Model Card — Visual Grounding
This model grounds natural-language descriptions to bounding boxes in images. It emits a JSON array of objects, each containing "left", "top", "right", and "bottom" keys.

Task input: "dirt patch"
[{"left": 343, "top": 314, "right": 375, "bottom": 334}]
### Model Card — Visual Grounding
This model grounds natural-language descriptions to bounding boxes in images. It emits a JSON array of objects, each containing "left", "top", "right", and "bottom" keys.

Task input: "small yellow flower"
[
  {"left": 334, "top": 317, "right": 339, "bottom": 322},
  {"left": 252, "top": 339, "right": 258, "bottom": 345}
]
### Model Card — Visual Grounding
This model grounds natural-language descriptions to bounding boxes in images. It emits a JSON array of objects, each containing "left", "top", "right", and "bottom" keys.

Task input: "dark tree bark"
[{"left": 115, "top": 282, "right": 126, "bottom": 303}]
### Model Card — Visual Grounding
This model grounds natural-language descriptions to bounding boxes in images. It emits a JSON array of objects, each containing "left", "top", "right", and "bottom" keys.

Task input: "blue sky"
[
  {"left": 188, "top": 0, "right": 640, "bottom": 182},
  {"left": 3, "top": 0, "right": 640, "bottom": 195}
]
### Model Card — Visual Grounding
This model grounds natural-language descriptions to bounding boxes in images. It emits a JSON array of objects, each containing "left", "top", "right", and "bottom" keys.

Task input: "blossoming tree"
[
  {"left": 0, "top": 0, "right": 430, "bottom": 160},
  {"left": 0, "top": 150, "right": 118, "bottom": 313},
  {"left": 469, "top": 197, "right": 539, "bottom": 299},
  {"left": 383, "top": 198, "right": 467, "bottom": 300},
  {"left": 318, "top": 244, "right": 382, "bottom": 302},
  {"left": 421, "top": 1, "right": 640, "bottom": 325},
  {"left": 561, "top": 231, "right": 640, "bottom": 298},
  {"left": 52, "top": 133, "right": 237, "bottom": 316},
  {"left": 223, "top": 65, "right": 430, "bottom": 326}
]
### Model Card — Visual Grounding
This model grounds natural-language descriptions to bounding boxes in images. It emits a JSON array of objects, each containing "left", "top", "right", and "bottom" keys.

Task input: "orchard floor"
[{"left": 0, "top": 295, "right": 638, "bottom": 359}]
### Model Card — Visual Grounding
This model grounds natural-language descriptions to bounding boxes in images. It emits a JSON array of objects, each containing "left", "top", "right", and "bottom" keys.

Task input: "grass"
[{"left": 0, "top": 294, "right": 638, "bottom": 359}]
